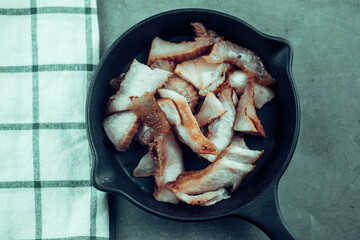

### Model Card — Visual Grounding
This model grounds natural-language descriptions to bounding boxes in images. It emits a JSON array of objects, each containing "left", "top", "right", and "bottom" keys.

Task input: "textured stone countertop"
[{"left": 97, "top": 1, "right": 360, "bottom": 239}]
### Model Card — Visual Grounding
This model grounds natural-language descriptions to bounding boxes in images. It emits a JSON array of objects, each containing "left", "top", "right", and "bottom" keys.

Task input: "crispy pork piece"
[
  {"left": 177, "top": 188, "right": 230, "bottom": 206},
  {"left": 103, "top": 111, "right": 139, "bottom": 152},
  {"left": 174, "top": 57, "right": 230, "bottom": 96},
  {"left": 149, "top": 59, "right": 176, "bottom": 72},
  {"left": 191, "top": 22, "right": 221, "bottom": 40},
  {"left": 203, "top": 41, "right": 274, "bottom": 85},
  {"left": 157, "top": 89, "right": 218, "bottom": 155},
  {"left": 229, "top": 70, "right": 274, "bottom": 108},
  {"left": 107, "top": 59, "right": 171, "bottom": 114},
  {"left": 201, "top": 85, "right": 237, "bottom": 162},
  {"left": 195, "top": 92, "right": 225, "bottom": 127},
  {"left": 229, "top": 70, "right": 247, "bottom": 95},
  {"left": 150, "top": 131, "right": 184, "bottom": 204},
  {"left": 198, "top": 63, "right": 230, "bottom": 96},
  {"left": 230, "top": 134, "right": 248, "bottom": 149},
  {"left": 233, "top": 80, "right": 266, "bottom": 137},
  {"left": 135, "top": 124, "right": 156, "bottom": 145},
  {"left": 167, "top": 157, "right": 254, "bottom": 196},
  {"left": 164, "top": 75, "right": 198, "bottom": 112},
  {"left": 157, "top": 99, "right": 181, "bottom": 126},
  {"left": 133, "top": 152, "right": 156, "bottom": 177},
  {"left": 129, "top": 92, "right": 171, "bottom": 135},
  {"left": 218, "top": 135, "right": 263, "bottom": 166},
  {"left": 147, "top": 36, "right": 220, "bottom": 65},
  {"left": 254, "top": 83, "right": 275, "bottom": 109},
  {"left": 220, "top": 145, "right": 263, "bottom": 165},
  {"left": 191, "top": 22, "right": 211, "bottom": 38},
  {"left": 109, "top": 72, "right": 125, "bottom": 91}
]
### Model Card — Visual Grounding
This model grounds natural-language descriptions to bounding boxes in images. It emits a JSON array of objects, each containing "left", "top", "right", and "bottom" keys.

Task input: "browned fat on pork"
[
  {"left": 157, "top": 99, "right": 181, "bottom": 126},
  {"left": 133, "top": 152, "right": 156, "bottom": 177},
  {"left": 150, "top": 131, "right": 184, "bottom": 204},
  {"left": 191, "top": 22, "right": 212, "bottom": 38},
  {"left": 167, "top": 157, "right": 254, "bottom": 197},
  {"left": 103, "top": 111, "right": 139, "bottom": 152},
  {"left": 203, "top": 40, "right": 274, "bottom": 85},
  {"left": 107, "top": 59, "right": 171, "bottom": 114},
  {"left": 229, "top": 70, "right": 274, "bottom": 109},
  {"left": 191, "top": 22, "right": 221, "bottom": 39},
  {"left": 170, "top": 136, "right": 263, "bottom": 206},
  {"left": 128, "top": 92, "right": 171, "bottom": 135},
  {"left": 233, "top": 79, "right": 266, "bottom": 137},
  {"left": 135, "top": 124, "right": 156, "bottom": 145},
  {"left": 176, "top": 188, "right": 230, "bottom": 206},
  {"left": 201, "top": 85, "right": 237, "bottom": 162},
  {"left": 163, "top": 75, "right": 198, "bottom": 112},
  {"left": 195, "top": 92, "right": 225, "bottom": 128},
  {"left": 157, "top": 88, "right": 218, "bottom": 155},
  {"left": 198, "top": 62, "right": 230, "bottom": 97},
  {"left": 149, "top": 59, "right": 176, "bottom": 72},
  {"left": 147, "top": 36, "right": 220, "bottom": 66},
  {"left": 174, "top": 57, "right": 230, "bottom": 97}
]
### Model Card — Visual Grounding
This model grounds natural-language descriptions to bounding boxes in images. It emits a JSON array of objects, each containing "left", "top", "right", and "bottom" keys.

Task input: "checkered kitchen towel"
[{"left": 0, "top": 0, "right": 109, "bottom": 239}]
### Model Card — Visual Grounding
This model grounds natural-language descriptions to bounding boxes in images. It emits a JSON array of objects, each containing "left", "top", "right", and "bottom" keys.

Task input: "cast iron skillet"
[{"left": 86, "top": 9, "right": 300, "bottom": 240}]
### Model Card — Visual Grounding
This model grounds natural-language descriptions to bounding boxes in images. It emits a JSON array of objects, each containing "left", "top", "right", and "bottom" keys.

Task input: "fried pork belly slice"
[
  {"left": 157, "top": 99, "right": 181, "bottom": 126},
  {"left": 103, "top": 111, "right": 139, "bottom": 152},
  {"left": 191, "top": 22, "right": 221, "bottom": 40},
  {"left": 191, "top": 22, "right": 211, "bottom": 38},
  {"left": 174, "top": 57, "right": 230, "bottom": 96},
  {"left": 229, "top": 70, "right": 274, "bottom": 109},
  {"left": 177, "top": 188, "right": 230, "bottom": 206},
  {"left": 229, "top": 71, "right": 247, "bottom": 95},
  {"left": 129, "top": 92, "right": 171, "bottom": 134},
  {"left": 109, "top": 72, "right": 125, "bottom": 91},
  {"left": 147, "top": 36, "right": 220, "bottom": 65},
  {"left": 135, "top": 124, "right": 156, "bottom": 145},
  {"left": 198, "top": 63, "right": 230, "bottom": 97},
  {"left": 157, "top": 89, "right": 218, "bottom": 154},
  {"left": 195, "top": 92, "right": 225, "bottom": 127},
  {"left": 203, "top": 41, "right": 274, "bottom": 85},
  {"left": 150, "top": 132, "right": 184, "bottom": 204},
  {"left": 254, "top": 83, "right": 275, "bottom": 109},
  {"left": 164, "top": 75, "right": 198, "bottom": 112},
  {"left": 221, "top": 145, "right": 263, "bottom": 165},
  {"left": 133, "top": 152, "right": 156, "bottom": 177},
  {"left": 149, "top": 59, "right": 175, "bottom": 72},
  {"left": 230, "top": 134, "right": 248, "bottom": 149},
  {"left": 107, "top": 59, "right": 171, "bottom": 114},
  {"left": 201, "top": 85, "right": 237, "bottom": 162},
  {"left": 218, "top": 135, "right": 263, "bottom": 166},
  {"left": 234, "top": 80, "right": 266, "bottom": 137},
  {"left": 167, "top": 157, "right": 254, "bottom": 196}
]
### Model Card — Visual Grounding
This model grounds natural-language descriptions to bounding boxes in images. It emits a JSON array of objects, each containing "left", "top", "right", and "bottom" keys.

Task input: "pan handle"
[{"left": 230, "top": 179, "right": 296, "bottom": 240}]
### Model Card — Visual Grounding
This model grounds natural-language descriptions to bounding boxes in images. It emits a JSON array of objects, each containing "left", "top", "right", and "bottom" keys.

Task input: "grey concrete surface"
[{"left": 97, "top": 0, "right": 360, "bottom": 239}]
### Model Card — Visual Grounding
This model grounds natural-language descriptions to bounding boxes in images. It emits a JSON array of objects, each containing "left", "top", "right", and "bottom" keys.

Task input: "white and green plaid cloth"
[{"left": 0, "top": 0, "right": 109, "bottom": 239}]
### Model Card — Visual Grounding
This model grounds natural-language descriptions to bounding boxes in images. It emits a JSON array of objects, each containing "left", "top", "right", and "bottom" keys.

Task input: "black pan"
[{"left": 86, "top": 9, "right": 300, "bottom": 240}]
